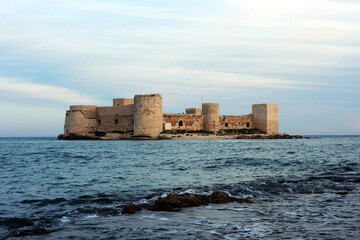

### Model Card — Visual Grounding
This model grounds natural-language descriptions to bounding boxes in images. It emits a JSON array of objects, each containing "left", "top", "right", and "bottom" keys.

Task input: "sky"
[{"left": 0, "top": 0, "right": 359, "bottom": 136}]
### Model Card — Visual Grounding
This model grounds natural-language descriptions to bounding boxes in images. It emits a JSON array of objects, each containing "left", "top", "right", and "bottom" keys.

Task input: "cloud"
[{"left": 0, "top": 76, "right": 99, "bottom": 106}]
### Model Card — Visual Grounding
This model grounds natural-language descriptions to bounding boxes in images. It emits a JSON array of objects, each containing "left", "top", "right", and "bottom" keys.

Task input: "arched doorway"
[
  {"left": 246, "top": 122, "right": 250, "bottom": 128},
  {"left": 225, "top": 122, "right": 229, "bottom": 128},
  {"left": 179, "top": 120, "right": 184, "bottom": 127}
]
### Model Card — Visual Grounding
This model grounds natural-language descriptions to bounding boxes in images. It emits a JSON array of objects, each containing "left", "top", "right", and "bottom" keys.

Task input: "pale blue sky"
[{"left": 0, "top": 0, "right": 359, "bottom": 136}]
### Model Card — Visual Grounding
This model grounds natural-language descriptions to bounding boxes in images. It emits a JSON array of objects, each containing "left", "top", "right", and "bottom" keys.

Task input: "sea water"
[{"left": 0, "top": 136, "right": 359, "bottom": 239}]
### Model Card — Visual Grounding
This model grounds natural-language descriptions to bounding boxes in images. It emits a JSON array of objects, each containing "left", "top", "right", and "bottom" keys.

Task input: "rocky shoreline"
[{"left": 58, "top": 133, "right": 303, "bottom": 140}]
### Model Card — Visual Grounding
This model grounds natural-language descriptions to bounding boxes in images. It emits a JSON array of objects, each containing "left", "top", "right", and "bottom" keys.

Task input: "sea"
[{"left": 0, "top": 136, "right": 359, "bottom": 239}]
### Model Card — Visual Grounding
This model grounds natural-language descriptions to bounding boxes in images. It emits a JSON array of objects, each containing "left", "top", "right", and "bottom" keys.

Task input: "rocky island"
[{"left": 58, "top": 94, "right": 301, "bottom": 140}]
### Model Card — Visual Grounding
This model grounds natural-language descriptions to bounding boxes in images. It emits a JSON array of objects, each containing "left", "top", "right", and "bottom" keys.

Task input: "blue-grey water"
[{"left": 0, "top": 136, "right": 359, "bottom": 239}]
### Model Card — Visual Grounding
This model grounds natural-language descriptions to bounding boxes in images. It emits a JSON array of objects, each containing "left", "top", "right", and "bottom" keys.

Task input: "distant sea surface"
[{"left": 0, "top": 136, "right": 359, "bottom": 239}]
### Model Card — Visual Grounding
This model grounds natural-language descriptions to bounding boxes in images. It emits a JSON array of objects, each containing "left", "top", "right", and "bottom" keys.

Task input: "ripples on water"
[{"left": 0, "top": 136, "right": 359, "bottom": 239}]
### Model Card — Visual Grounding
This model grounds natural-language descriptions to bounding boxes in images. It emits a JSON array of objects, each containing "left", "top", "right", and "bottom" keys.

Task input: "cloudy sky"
[{"left": 0, "top": 0, "right": 359, "bottom": 136}]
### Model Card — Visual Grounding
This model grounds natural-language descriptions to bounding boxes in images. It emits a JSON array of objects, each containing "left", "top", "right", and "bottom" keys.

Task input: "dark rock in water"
[
  {"left": 335, "top": 192, "right": 349, "bottom": 196},
  {"left": 120, "top": 191, "right": 252, "bottom": 214},
  {"left": 122, "top": 204, "right": 142, "bottom": 214},
  {"left": 208, "top": 191, "right": 252, "bottom": 204},
  {"left": 58, "top": 134, "right": 98, "bottom": 140},
  {"left": 13, "top": 228, "right": 51, "bottom": 237},
  {"left": 148, "top": 191, "right": 252, "bottom": 212},
  {"left": 236, "top": 134, "right": 303, "bottom": 139}
]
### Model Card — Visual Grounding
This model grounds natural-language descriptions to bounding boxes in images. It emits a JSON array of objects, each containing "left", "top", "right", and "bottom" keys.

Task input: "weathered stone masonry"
[{"left": 63, "top": 94, "right": 279, "bottom": 137}]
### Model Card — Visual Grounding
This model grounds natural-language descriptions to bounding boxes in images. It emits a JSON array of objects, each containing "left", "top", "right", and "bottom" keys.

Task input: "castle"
[{"left": 63, "top": 94, "right": 278, "bottom": 138}]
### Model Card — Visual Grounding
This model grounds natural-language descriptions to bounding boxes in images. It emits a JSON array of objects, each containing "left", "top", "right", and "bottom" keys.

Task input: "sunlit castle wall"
[
  {"left": 64, "top": 105, "right": 98, "bottom": 135},
  {"left": 252, "top": 104, "right": 279, "bottom": 134},
  {"left": 133, "top": 94, "right": 163, "bottom": 137},
  {"left": 202, "top": 103, "right": 219, "bottom": 132}
]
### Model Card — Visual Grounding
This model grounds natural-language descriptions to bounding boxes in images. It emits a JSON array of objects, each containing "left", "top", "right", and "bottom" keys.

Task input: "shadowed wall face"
[
  {"left": 163, "top": 114, "right": 203, "bottom": 131},
  {"left": 185, "top": 108, "right": 202, "bottom": 115},
  {"left": 97, "top": 105, "right": 134, "bottom": 133},
  {"left": 219, "top": 115, "right": 253, "bottom": 129}
]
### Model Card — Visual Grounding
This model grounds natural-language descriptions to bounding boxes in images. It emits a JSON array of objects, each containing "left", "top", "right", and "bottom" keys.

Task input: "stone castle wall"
[
  {"left": 163, "top": 114, "right": 203, "bottom": 131},
  {"left": 202, "top": 103, "right": 219, "bottom": 132},
  {"left": 97, "top": 105, "right": 134, "bottom": 133},
  {"left": 65, "top": 105, "right": 97, "bottom": 135},
  {"left": 218, "top": 115, "right": 254, "bottom": 130},
  {"left": 185, "top": 108, "right": 202, "bottom": 115},
  {"left": 252, "top": 104, "right": 278, "bottom": 134},
  {"left": 133, "top": 94, "right": 163, "bottom": 137},
  {"left": 63, "top": 94, "right": 279, "bottom": 137}
]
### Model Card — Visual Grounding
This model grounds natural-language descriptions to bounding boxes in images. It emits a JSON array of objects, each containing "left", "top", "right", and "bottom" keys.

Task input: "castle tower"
[
  {"left": 64, "top": 105, "right": 98, "bottom": 135},
  {"left": 252, "top": 104, "right": 279, "bottom": 134},
  {"left": 202, "top": 103, "right": 219, "bottom": 132},
  {"left": 133, "top": 94, "right": 163, "bottom": 138}
]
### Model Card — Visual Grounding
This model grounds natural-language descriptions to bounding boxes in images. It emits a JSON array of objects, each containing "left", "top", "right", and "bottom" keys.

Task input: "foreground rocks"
[
  {"left": 121, "top": 204, "right": 142, "bottom": 214},
  {"left": 122, "top": 191, "right": 252, "bottom": 214}
]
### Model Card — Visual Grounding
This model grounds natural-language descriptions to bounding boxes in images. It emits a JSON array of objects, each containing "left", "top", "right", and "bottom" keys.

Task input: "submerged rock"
[
  {"left": 13, "top": 228, "right": 51, "bottom": 237},
  {"left": 121, "top": 191, "right": 252, "bottom": 214},
  {"left": 121, "top": 204, "right": 142, "bottom": 214},
  {"left": 148, "top": 191, "right": 252, "bottom": 212}
]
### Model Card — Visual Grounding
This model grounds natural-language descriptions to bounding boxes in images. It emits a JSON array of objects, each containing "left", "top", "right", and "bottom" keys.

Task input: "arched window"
[
  {"left": 246, "top": 122, "right": 250, "bottom": 128},
  {"left": 225, "top": 122, "right": 229, "bottom": 128},
  {"left": 98, "top": 120, "right": 101, "bottom": 125},
  {"left": 115, "top": 119, "right": 118, "bottom": 125},
  {"left": 179, "top": 120, "right": 184, "bottom": 127}
]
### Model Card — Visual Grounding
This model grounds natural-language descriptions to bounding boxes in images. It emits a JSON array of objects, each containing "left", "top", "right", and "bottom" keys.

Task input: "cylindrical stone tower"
[
  {"left": 202, "top": 103, "right": 219, "bottom": 132},
  {"left": 64, "top": 105, "right": 97, "bottom": 135},
  {"left": 134, "top": 94, "right": 163, "bottom": 138}
]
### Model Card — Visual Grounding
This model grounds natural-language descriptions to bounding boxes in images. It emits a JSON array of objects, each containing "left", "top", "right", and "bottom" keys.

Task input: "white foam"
[
  {"left": 226, "top": 207, "right": 245, "bottom": 212},
  {"left": 142, "top": 214, "right": 169, "bottom": 221},
  {"left": 60, "top": 216, "right": 70, "bottom": 223},
  {"left": 85, "top": 214, "right": 98, "bottom": 219},
  {"left": 137, "top": 196, "right": 159, "bottom": 204}
]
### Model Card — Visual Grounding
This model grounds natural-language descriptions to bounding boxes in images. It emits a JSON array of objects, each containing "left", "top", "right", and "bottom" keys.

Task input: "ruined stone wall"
[
  {"left": 64, "top": 105, "right": 97, "bottom": 135},
  {"left": 218, "top": 115, "right": 253, "bottom": 130},
  {"left": 202, "top": 103, "right": 219, "bottom": 132},
  {"left": 252, "top": 104, "right": 279, "bottom": 134},
  {"left": 134, "top": 94, "right": 163, "bottom": 137},
  {"left": 163, "top": 114, "right": 203, "bottom": 131},
  {"left": 97, "top": 105, "right": 134, "bottom": 133}
]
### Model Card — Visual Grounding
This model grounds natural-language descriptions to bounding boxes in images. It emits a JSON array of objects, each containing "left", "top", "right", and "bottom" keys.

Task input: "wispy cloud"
[{"left": 0, "top": 77, "right": 99, "bottom": 105}]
